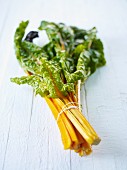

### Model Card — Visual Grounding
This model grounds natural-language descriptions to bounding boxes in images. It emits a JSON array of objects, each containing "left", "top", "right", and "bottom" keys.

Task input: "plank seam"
[
  {"left": 70, "top": 150, "right": 71, "bottom": 170},
  {"left": 25, "top": 91, "right": 34, "bottom": 168},
  {"left": 2, "top": 95, "right": 15, "bottom": 170}
]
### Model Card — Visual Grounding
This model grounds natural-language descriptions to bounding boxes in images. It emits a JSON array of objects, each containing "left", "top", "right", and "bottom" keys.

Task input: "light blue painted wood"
[{"left": 0, "top": 0, "right": 127, "bottom": 169}]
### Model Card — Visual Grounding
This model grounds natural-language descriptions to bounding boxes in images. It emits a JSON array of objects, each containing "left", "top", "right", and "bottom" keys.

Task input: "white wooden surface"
[{"left": 0, "top": 0, "right": 127, "bottom": 169}]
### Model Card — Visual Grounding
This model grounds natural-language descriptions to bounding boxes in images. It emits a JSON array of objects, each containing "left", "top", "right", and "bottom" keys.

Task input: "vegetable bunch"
[{"left": 11, "top": 20, "right": 106, "bottom": 156}]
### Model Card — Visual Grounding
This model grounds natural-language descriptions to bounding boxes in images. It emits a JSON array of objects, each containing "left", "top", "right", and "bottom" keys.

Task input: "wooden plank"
[
  {"left": 0, "top": 4, "right": 34, "bottom": 165},
  {"left": 2, "top": 86, "right": 33, "bottom": 170},
  {"left": 0, "top": 1, "right": 18, "bottom": 169},
  {"left": 0, "top": 0, "right": 11, "bottom": 35},
  {"left": 92, "top": 155, "right": 116, "bottom": 170},
  {"left": 115, "top": 155, "right": 127, "bottom": 170},
  {"left": 19, "top": 96, "right": 49, "bottom": 170},
  {"left": 0, "top": 0, "right": 41, "bottom": 169},
  {"left": 84, "top": 0, "right": 127, "bottom": 169},
  {"left": 0, "top": 0, "right": 12, "bottom": 86},
  {"left": 0, "top": 43, "right": 33, "bottom": 170},
  {"left": 71, "top": 0, "right": 127, "bottom": 169}
]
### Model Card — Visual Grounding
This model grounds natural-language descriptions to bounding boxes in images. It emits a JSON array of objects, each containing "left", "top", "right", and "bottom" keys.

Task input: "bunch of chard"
[{"left": 11, "top": 20, "right": 106, "bottom": 156}]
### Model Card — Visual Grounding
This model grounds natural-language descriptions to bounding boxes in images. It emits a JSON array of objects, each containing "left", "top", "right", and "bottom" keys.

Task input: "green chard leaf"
[
  {"left": 11, "top": 20, "right": 106, "bottom": 98},
  {"left": 40, "top": 57, "right": 74, "bottom": 98},
  {"left": 11, "top": 75, "right": 49, "bottom": 97}
]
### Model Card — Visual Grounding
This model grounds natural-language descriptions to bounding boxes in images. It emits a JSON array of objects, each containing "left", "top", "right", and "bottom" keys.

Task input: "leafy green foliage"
[
  {"left": 11, "top": 75, "right": 49, "bottom": 97},
  {"left": 11, "top": 20, "right": 106, "bottom": 98}
]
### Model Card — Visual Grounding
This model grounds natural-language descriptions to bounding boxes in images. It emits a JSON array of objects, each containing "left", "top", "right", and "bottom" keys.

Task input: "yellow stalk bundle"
[{"left": 45, "top": 92, "right": 101, "bottom": 156}]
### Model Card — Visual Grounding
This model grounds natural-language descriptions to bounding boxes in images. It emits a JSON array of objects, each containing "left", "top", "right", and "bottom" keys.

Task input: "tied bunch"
[{"left": 11, "top": 21, "right": 106, "bottom": 156}]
